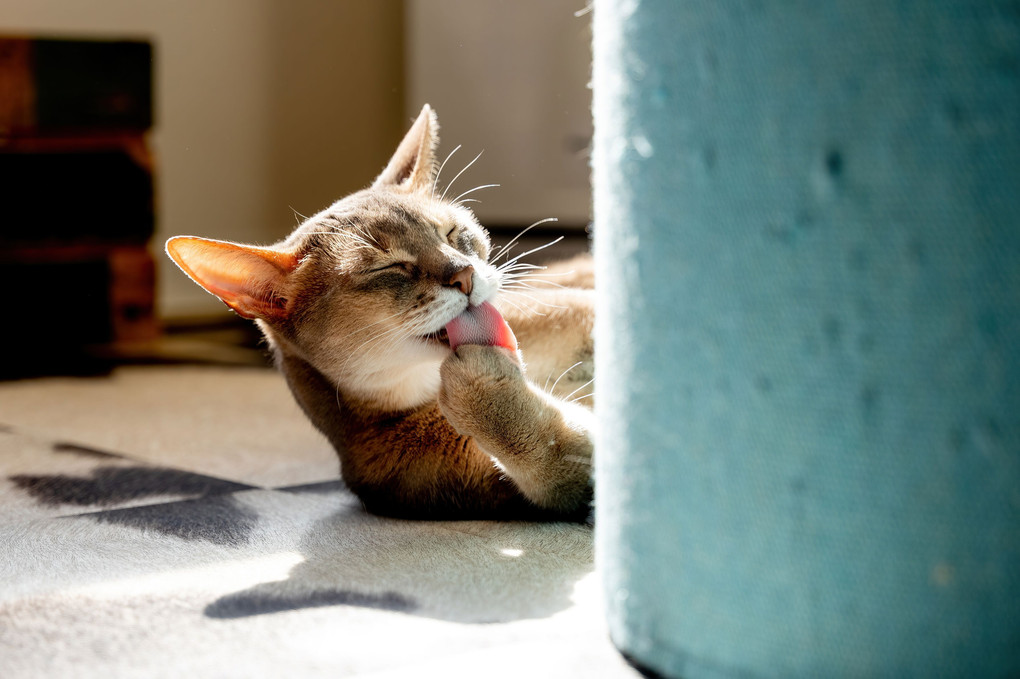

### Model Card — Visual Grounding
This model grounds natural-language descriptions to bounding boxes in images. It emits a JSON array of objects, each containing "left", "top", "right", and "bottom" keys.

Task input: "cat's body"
[{"left": 167, "top": 106, "right": 594, "bottom": 520}]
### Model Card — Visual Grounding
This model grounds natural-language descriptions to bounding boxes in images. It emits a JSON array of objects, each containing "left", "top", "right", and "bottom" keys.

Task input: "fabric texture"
[
  {"left": 0, "top": 366, "right": 635, "bottom": 678},
  {"left": 592, "top": 1, "right": 1019, "bottom": 676}
]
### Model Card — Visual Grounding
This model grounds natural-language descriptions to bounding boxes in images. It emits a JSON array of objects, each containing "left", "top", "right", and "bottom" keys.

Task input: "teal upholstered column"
[{"left": 592, "top": 1, "right": 1019, "bottom": 677}]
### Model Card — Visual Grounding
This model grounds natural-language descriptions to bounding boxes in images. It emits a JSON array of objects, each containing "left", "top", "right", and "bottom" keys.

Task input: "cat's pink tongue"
[{"left": 445, "top": 301, "right": 518, "bottom": 352}]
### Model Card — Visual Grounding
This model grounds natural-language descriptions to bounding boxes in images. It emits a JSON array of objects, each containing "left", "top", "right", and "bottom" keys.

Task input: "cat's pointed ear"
[
  {"left": 165, "top": 236, "right": 300, "bottom": 321},
  {"left": 372, "top": 104, "right": 439, "bottom": 193}
]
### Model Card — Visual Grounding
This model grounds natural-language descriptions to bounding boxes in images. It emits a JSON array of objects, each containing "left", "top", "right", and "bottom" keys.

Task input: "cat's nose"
[{"left": 446, "top": 265, "right": 474, "bottom": 296}]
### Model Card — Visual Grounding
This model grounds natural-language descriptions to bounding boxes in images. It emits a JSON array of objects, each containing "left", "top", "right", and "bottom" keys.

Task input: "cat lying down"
[{"left": 166, "top": 106, "right": 594, "bottom": 520}]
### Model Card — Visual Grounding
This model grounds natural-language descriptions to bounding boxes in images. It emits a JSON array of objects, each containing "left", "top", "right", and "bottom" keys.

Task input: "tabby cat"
[{"left": 166, "top": 106, "right": 594, "bottom": 520}]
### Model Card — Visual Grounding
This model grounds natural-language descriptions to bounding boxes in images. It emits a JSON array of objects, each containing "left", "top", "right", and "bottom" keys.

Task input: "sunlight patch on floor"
[{"left": 74, "top": 550, "right": 307, "bottom": 599}]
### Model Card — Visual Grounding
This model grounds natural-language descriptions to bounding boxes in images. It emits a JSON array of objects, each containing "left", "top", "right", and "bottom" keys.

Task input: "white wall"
[
  {"left": 4, "top": 0, "right": 403, "bottom": 319},
  {"left": 406, "top": 0, "right": 593, "bottom": 228}
]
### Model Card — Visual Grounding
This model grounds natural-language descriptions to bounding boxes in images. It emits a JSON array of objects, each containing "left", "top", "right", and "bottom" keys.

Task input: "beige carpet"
[{"left": 0, "top": 365, "right": 636, "bottom": 678}]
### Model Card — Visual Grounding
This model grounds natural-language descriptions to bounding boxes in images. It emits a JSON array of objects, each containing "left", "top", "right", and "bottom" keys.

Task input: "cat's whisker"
[
  {"left": 350, "top": 309, "right": 410, "bottom": 336},
  {"left": 432, "top": 144, "right": 462, "bottom": 198},
  {"left": 292, "top": 229, "right": 350, "bottom": 239},
  {"left": 501, "top": 277, "right": 570, "bottom": 291},
  {"left": 343, "top": 319, "right": 412, "bottom": 364},
  {"left": 290, "top": 229, "right": 364, "bottom": 252},
  {"left": 505, "top": 280, "right": 571, "bottom": 292},
  {"left": 550, "top": 361, "right": 584, "bottom": 394},
  {"left": 499, "top": 272, "right": 548, "bottom": 283},
  {"left": 362, "top": 330, "right": 409, "bottom": 363},
  {"left": 347, "top": 218, "right": 384, "bottom": 249},
  {"left": 497, "top": 259, "right": 546, "bottom": 271},
  {"left": 500, "top": 285, "right": 561, "bottom": 298},
  {"left": 499, "top": 264, "right": 578, "bottom": 278},
  {"left": 497, "top": 262, "right": 578, "bottom": 287},
  {"left": 502, "top": 289, "right": 568, "bottom": 310},
  {"left": 573, "top": 3, "right": 594, "bottom": 18},
  {"left": 490, "top": 218, "right": 558, "bottom": 263},
  {"left": 332, "top": 311, "right": 436, "bottom": 397},
  {"left": 450, "top": 183, "right": 500, "bottom": 205},
  {"left": 497, "top": 295, "right": 545, "bottom": 318},
  {"left": 497, "top": 295, "right": 530, "bottom": 313},
  {"left": 500, "top": 273, "right": 552, "bottom": 284},
  {"left": 499, "top": 236, "right": 566, "bottom": 269},
  {"left": 569, "top": 392, "right": 595, "bottom": 404},
  {"left": 502, "top": 301, "right": 548, "bottom": 319},
  {"left": 499, "top": 273, "right": 547, "bottom": 286},
  {"left": 344, "top": 307, "right": 449, "bottom": 368},
  {"left": 524, "top": 270, "right": 578, "bottom": 280},
  {"left": 344, "top": 232, "right": 377, "bottom": 252},
  {"left": 563, "top": 377, "right": 596, "bottom": 402},
  {"left": 496, "top": 262, "right": 547, "bottom": 277},
  {"left": 299, "top": 227, "right": 380, "bottom": 255},
  {"left": 340, "top": 331, "right": 395, "bottom": 372},
  {"left": 440, "top": 150, "right": 484, "bottom": 202},
  {"left": 501, "top": 288, "right": 567, "bottom": 309},
  {"left": 370, "top": 316, "right": 429, "bottom": 349}
]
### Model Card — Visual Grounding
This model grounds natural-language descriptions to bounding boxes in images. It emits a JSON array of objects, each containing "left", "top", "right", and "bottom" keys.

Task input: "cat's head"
[{"left": 166, "top": 105, "right": 504, "bottom": 410}]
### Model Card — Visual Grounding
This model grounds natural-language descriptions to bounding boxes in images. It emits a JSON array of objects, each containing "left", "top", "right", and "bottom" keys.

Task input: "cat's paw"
[
  {"left": 438, "top": 345, "right": 528, "bottom": 438},
  {"left": 439, "top": 344, "right": 594, "bottom": 514}
]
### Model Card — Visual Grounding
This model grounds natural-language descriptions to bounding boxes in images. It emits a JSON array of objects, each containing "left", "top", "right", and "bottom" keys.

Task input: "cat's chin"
[
  {"left": 344, "top": 356, "right": 446, "bottom": 412},
  {"left": 391, "top": 334, "right": 455, "bottom": 380}
]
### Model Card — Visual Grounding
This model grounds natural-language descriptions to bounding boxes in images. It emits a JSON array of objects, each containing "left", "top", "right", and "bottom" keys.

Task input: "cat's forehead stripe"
[
  {"left": 373, "top": 204, "right": 455, "bottom": 245},
  {"left": 314, "top": 194, "right": 483, "bottom": 265}
]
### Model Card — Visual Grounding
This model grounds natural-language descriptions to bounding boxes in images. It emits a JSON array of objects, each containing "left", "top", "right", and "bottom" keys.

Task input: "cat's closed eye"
[{"left": 368, "top": 262, "right": 415, "bottom": 275}]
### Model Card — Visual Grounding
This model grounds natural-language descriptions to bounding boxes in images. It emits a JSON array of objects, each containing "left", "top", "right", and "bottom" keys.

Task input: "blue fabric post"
[{"left": 592, "top": 1, "right": 1019, "bottom": 677}]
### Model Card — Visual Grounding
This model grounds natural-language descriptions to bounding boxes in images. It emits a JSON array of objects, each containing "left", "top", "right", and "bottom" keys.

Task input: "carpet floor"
[{"left": 0, "top": 364, "right": 636, "bottom": 678}]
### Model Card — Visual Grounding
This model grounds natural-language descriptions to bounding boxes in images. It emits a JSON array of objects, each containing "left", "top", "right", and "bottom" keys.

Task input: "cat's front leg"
[{"left": 438, "top": 345, "right": 593, "bottom": 515}]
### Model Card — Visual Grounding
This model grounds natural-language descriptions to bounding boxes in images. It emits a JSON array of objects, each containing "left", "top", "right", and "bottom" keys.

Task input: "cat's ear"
[
  {"left": 165, "top": 236, "right": 300, "bottom": 321},
  {"left": 372, "top": 104, "right": 439, "bottom": 193}
]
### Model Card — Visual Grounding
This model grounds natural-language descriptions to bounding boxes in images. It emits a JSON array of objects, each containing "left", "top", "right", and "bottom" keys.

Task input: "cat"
[{"left": 166, "top": 105, "right": 594, "bottom": 520}]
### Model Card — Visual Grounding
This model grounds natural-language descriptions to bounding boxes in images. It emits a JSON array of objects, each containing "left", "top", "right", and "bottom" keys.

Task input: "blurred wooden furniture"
[{"left": 0, "top": 36, "right": 157, "bottom": 373}]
